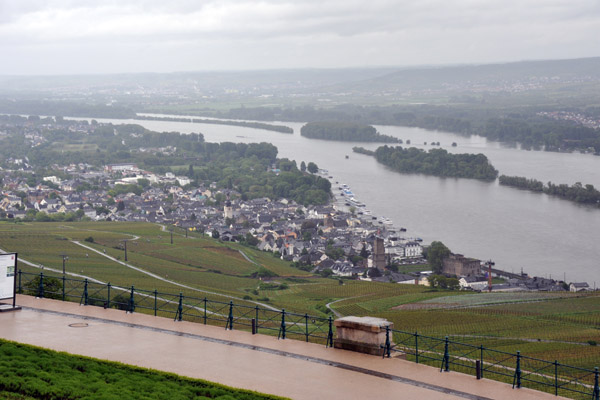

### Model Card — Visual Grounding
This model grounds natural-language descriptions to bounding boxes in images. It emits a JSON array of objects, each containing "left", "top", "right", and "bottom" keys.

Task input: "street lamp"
[{"left": 60, "top": 254, "right": 69, "bottom": 274}]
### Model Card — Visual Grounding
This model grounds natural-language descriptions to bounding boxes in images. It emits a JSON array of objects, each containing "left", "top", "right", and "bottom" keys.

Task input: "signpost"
[{"left": 0, "top": 252, "right": 21, "bottom": 311}]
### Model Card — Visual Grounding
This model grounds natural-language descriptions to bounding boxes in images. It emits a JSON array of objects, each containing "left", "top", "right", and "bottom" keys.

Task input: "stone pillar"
[{"left": 334, "top": 316, "right": 393, "bottom": 355}]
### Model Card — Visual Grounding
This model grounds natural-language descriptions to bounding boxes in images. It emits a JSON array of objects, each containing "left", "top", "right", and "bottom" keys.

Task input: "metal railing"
[
  {"left": 17, "top": 270, "right": 600, "bottom": 399},
  {"left": 383, "top": 326, "right": 600, "bottom": 399},
  {"left": 17, "top": 270, "right": 334, "bottom": 347}
]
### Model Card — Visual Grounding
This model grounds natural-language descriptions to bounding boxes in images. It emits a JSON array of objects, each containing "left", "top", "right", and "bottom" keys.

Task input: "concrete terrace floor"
[{"left": 0, "top": 295, "right": 567, "bottom": 400}]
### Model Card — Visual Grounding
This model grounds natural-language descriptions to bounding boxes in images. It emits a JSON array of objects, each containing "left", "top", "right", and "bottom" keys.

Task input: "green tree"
[
  {"left": 300, "top": 161, "right": 306, "bottom": 172},
  {"left": 307, "top": 162, "right": 319, "bottom": 174},
  {"left": 426, "top": 241, "right": 451, "bottom": 274}
]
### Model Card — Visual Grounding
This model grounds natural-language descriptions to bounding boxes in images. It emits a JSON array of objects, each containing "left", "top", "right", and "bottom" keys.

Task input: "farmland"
[{"left": 1, "top": 221, "right": 600, "bottom": 368}]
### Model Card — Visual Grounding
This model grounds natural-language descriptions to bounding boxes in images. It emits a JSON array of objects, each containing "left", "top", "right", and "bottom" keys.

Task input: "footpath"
[{"left": 0, "top": 295, "right": 566, "bottom": 400}]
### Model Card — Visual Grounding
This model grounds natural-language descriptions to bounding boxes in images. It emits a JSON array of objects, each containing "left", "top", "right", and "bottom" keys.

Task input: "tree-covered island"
[
  {"left": 353, "top": 145, "right": 498, "bottom": 181},
  {"left": 499, "top": 175, "right": 600, "bottom": 206},
  {"left": 300, "top": 121, "right": 400, "bottom": 143}
]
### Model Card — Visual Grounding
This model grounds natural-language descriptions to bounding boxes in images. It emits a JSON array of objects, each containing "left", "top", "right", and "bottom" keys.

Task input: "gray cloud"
[{"left": 1, "top": 0, "right": 599, "bottom": 74}]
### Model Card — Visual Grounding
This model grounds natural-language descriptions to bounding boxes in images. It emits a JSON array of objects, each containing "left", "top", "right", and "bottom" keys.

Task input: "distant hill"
[{"left": 321, "top": 57, "right": 600, "bottom": 94}]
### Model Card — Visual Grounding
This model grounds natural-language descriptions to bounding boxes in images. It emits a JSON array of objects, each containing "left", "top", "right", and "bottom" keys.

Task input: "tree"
[
  {"left": 307, "top": 162, "right": 318, "bottom": 174},
  {"left": 426, "top": 241, "right": 451, "bottom": 274},
  {"left": 245, "top": 232, "right": 259, "bottom": 246},
  {"left": 300, "top": 161, "right": 306, "bottom": 172},
  {"left": 211, "top": 229, "right": 220, "bottom": 239},
  {"left": 116, "top": 201, "right": 125, "bottom": 211}
]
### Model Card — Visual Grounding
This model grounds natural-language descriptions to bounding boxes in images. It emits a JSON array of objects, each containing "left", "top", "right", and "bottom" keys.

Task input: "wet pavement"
[{"left": 0, "top": 295, "right": 567, "bottom": 400}]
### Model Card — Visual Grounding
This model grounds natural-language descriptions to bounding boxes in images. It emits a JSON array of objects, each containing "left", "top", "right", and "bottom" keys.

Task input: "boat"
[
  {"left": 345, "top": 155, "right": 349, "bottom": 159},
  {"left": 400, "top": 227, "right": 407, "bottom": 232}
]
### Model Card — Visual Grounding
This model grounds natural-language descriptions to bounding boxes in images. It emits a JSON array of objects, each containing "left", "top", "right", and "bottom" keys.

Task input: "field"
[
  {"left": 1, "top": 221, "right": 600, "bottom": 369},
  {"left": 0, "top": 339, "right": 285, "bottom": 400}
]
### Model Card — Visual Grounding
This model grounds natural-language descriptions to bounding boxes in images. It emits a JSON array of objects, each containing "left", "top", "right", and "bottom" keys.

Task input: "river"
[{"left": 72, "top": 115, "right": 600, "bottom": 285}]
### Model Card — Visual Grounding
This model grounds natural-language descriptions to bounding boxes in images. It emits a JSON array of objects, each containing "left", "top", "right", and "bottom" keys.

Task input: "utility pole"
[
  {"left": 60, "top": 254, "right": 68, "bottom": 274},
  {"left": 122, "top": 240, "right": 128, "bottom": 262}
]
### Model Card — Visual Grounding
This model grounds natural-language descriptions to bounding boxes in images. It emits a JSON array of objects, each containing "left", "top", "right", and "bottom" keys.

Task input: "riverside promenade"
[{"left": 0, "top": 295, "right": 565, "bottom": 400}]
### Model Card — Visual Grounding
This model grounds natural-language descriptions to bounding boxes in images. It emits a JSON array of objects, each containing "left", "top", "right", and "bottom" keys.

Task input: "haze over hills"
[{"left": 1, "top": 57, "right": 599, "bottom": 108}]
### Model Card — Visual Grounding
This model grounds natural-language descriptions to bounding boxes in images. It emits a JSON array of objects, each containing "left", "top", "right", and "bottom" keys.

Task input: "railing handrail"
[{"left": 16, "top": 270, "right": 600, "bottom": 399}]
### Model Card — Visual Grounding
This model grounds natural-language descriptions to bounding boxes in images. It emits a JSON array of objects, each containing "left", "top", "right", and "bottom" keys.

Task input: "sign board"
[{"left": 0, "top": 253, "right": 17, "bottom": 300}]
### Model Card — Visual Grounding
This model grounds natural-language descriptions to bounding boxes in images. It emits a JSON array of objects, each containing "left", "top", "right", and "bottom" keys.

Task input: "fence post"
[
  {"left": 415, "top": 331, "right": 419, "bottom": 364},
  {"left": 480, "top": 345, "right": 484, "bottom": 379},
  {"left": 513, "top": 351, "right": 522, "bottom": 389},
  {"left": 226, "top": 301, "right": 233, "bottom": 330},
  {"left": 305, "top": 313, "right": 309, "bottom": 342},
  {"left": 593, "top": 367, "right": 599, "bottom": 400},
  {"left": 203, "top": 297, "right": 207, "bottom": 325},
  {"left": 383, "top": 325, "right": 391, "bottom": 358},
  {"left": 154, "top": 289, "right": 157, "bottom": 316},
  {"left": 278, "top": 309, "right": 286, "bottom": 340},
  {"left": 255, "top": 306, "right": 259, "bottom": 334},
  {"left": 62, "top": 275, "right": 65, "bottom": 301},
  {"left": 107, "top": 283, "right": 111, "bottom": 308},
  {"left": 38, "top": 272, "right": 44, "bottom": 298},
  {"left": 175, "top": 292, "right": 183, "bottom": 321},
  {"left": 326, "top": 316, "right": 334, "bottom": 348},
  {"left": 128, "top": 285, "right": 135, "bottom": 313},
  {"left": 83, "top": 279, "right": 88, "bottom": 306},
  {"left": 441, "top": 336, "right": 449, "bottom": 372},
  {"left": 18, "top": 270, "right": 22, "bottom": 294},
  {"left": 554, "top": 360, "right": 558, "bottom": 396}
]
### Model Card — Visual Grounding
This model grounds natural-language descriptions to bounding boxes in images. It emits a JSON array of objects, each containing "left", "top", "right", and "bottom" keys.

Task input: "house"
[
  {"left": 442, "top": 253, "right": 481, "bottom": 277},
  {"left": 459, "top": 276, "right": 489, "bottom": 291},
  {"left": 570, "top": 282, "right": 590, "bottom": 292}
]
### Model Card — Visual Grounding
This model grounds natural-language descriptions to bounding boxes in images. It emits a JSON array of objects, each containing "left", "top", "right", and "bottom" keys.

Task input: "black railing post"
[
  {"left": 62, "top": 275, "right": 65, "bottom": 301},
  {"left": 415, "top": 331, "right": 419, "bottom": 364},
  {"left": 226, "top": 301, "right": 233, "bottom": 330},
  {"left": 83, "top": 279, "right": 88, "bottom": 305},
  {"left": 38, "top": 272, "right": 44, "bottom": 298},
  {"left": 305, "top": 313, "right": 309, "bottom": 342},
  {"left": 383, "top": 325, "right": 391, "bottom": 358},
  {"left": 278, "top": 309, "right": 286, "bottom": 340},
  {"left": 175, "top": 292, "right": 183, "bottom": 321},
  {"left": 441, "top": 336, "right": 450, "bottom": 372},
  {"left": 480, "top": 345, "right": 484, "bottom": 379},
  {"left": 203, "top": 297, "right": 207, "bottom": 325},
  {"left": 128, "top": 285, "right": 135, "bottom": 313},
  {"left": 18, "top": 270, "right": 22, "bottom": 294},
  {"left": 154, "top": 289, "right": 158, "bottom": 316},
  {"left": 255, "top": 306, "right": 259, "bottom": 334},
  {"left": 326, "top": 316, "right": 334, "bottom": 348},
  {"left": 107, "top": 283, "right": 111, "bottom": 308},
  {"left": 593, "top": 367, "right": 599, "bottom": 400},
  {"left": 513, "top": 351, "right": 522, "bottom": 389},
  {"left": 554, "top": 360, "right": 558, "bottom": 396}
]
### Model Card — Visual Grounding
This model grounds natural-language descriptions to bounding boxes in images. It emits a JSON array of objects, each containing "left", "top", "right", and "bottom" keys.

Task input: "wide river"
[{"left": 76, "top": 115, "right": 600, "bottom": 285}]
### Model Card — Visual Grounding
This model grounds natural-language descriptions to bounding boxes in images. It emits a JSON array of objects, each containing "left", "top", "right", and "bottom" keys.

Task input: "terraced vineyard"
[{"left": 2, "top": 221, "right": 600, "bottom": 368}]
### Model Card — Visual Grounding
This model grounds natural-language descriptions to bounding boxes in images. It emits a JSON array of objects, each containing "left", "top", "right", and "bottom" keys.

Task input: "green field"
[
  {"left": 0, "top": 339, "right": 285, "bottom": 400},
  {"left": 1, "top": 221, "right": 600, "bottom": 369}
]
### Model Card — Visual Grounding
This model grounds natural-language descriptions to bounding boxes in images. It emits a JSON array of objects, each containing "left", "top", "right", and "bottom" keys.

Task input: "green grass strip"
[{"left": 0, "top": 339, "right": 287, "bottom": 400}]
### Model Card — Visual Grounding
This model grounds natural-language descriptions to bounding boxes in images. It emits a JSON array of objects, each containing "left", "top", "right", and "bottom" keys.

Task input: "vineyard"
[{"left": 1, "top": 221, "right": 600, "bottom": 368}]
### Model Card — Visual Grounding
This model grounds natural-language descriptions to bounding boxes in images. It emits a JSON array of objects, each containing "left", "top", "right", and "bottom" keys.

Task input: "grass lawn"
[{"left": 0, "top": 339, "right": 286, "bottom": 400}]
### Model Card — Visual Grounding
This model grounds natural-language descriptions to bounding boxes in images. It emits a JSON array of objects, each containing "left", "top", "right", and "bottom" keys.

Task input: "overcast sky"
[{"left": 1, "top": 0, "right": 599, "bottom": 75}]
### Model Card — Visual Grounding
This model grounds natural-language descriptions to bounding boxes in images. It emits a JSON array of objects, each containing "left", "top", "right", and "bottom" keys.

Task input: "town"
[{"left": 0, "top": 116, "right": 589, "bottom": 293}]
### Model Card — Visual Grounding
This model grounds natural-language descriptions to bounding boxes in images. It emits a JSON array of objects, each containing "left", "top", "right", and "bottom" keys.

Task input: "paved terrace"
[{"left": 0, "top": 295, "right": 566, "bottom": 400}]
